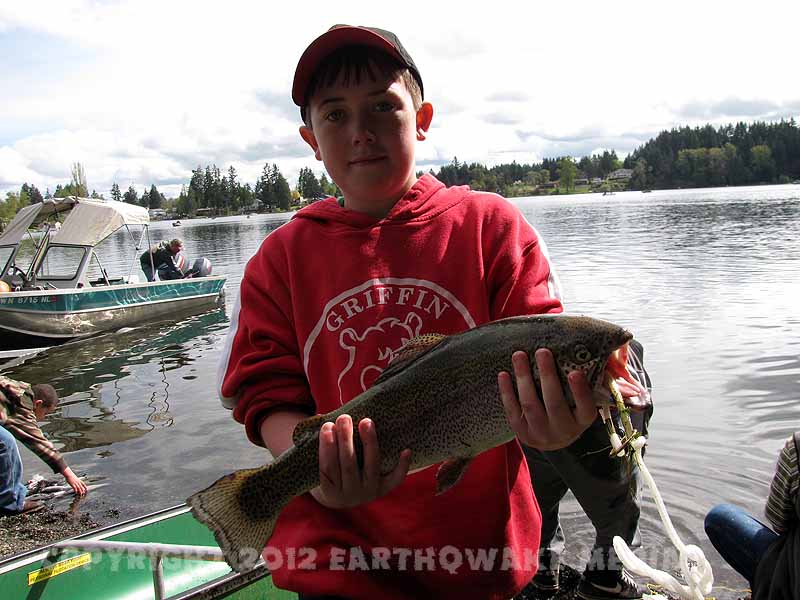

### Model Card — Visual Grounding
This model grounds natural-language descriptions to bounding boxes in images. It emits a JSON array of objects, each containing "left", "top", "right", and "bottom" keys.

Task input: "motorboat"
[{"left": 0, "top": 197, "right": 226, "bottom": 351}]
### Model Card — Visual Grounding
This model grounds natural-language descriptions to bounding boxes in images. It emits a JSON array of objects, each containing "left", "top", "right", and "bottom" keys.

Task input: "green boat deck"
[{"left": 0, "top": 505, "right": 297, "bottom": 600}]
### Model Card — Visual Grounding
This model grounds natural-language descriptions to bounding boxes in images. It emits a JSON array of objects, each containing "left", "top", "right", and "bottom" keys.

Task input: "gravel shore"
[{"left": 0, "top": 506, "right": 118, "bottom": 560}]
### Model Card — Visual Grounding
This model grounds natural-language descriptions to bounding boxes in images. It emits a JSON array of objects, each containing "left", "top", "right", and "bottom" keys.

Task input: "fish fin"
[
  {"left": 187, "top": 464, "right": 284, "bottom": 573},
  {"left": 292, "top": 414, "right": 326, "bottom": 447},
  {"left": 374, "top": 333, "right": 448, "bottom": 385},
  {"left": 435, "top": 456, "right": 474, "bottom": 495}
]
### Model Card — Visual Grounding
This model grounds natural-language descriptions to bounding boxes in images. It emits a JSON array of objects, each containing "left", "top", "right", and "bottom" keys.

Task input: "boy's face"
[{"left": 299, "top": 66, "right": 432, "bottom": 216}]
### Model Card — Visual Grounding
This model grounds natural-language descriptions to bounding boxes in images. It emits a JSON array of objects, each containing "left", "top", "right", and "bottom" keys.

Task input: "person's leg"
[
  {"left": 538, "top": 417, "right": 647, "bottom": 600},
  {"left": 704, "top": 503, "right": 778, "bottom": 585},
  {"left": 0, "top": 425, "right": 27, "bottom": 514},
  {"left": 141, "top": 264, "right": 155, "bottom": 282},
  {"left": 523, "top": 444, "right": 569, "bottom": 586}
]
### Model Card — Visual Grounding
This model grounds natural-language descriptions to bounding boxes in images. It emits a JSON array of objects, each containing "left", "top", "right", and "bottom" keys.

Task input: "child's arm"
[
  {"left": 260, "top": 411, "right": 412, "bottom": 509},
  {"left": 498, "top": 348, "right": 596, "bottom": 451},
  {"left": 764, "top": 435, "right": 799, "bottom": 534},
  {"left": 259, "top": 409, "right": 310, "bottom": 456}
]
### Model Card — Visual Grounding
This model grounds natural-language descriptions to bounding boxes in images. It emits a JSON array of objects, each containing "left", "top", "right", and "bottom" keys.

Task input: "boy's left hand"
[
  {"left": 499, "top": 348, "right": 596, "bottom": 450},
  {"left": 311, "top": 414, "right": 411, "bottom": 509}
]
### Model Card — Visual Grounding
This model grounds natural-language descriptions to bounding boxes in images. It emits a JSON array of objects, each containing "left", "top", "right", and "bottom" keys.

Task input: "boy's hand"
[
  {"left": 499, "top": 349, "right": 596, "bottom": 451},
  {"left": 62, "top": 466, "right": 88, "bottom": 496},
  {"left": 311, "top": 414, "right": 412, "bottom": 509}
]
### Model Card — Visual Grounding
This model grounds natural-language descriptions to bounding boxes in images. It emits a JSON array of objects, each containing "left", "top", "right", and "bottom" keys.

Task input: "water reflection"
[{"left": 6, "top": 308, "right": 227, "bottom": 452}]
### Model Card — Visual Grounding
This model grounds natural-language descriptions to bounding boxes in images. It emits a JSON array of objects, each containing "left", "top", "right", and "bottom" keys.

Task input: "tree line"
[
  {"left": 622, "top": 119, "right": 800, "bottom": 189},
  {"left": 3, "top": 119, "right": 799, "bottom": 224}
]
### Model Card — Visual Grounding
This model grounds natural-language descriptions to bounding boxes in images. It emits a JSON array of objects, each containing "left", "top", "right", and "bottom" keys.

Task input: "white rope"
[{"left": 613, "top": 436, "right": 714, "bottom": 600}]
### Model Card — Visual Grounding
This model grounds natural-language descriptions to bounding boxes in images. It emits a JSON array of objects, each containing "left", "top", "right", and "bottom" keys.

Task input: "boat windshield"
[
  {"left": 0, "top": 246, "right": 12, "bottom": 275},
  {"left": 36, "top": 246, "right": 87, "bottom": 280}
]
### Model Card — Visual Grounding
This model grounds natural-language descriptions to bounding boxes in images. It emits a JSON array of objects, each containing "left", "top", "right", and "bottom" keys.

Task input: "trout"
[{"left": 188, "top": 314, "right": 643, "bottom": 572}]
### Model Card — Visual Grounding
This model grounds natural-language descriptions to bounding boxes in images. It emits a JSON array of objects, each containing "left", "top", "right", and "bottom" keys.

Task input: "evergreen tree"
[
  {"left": 123, "top": 185, "right": 139, "bottom": 205},
  {"left": 111, "top": 182, "right": 122, "bottom": 202},
  {"left": 148, "top": 184, "right": 163, "bottom": 209},
  {"left": 297, "top": 167, "right": 324, "bottom": 199},
  {"left": 255, "top": 163, "right": 272, "bottom": 209},
  {"left": 176, "top": 185, "right": 196, "bottom": 215},
  {"left": 21, "top": 183, "right": 44, "bottom": 204},
  {"left": 188, "top": 166, "right": 205, "bottom": 209},
  {"left": 272, "top": 165, "right": 292, "bottom": 211}
]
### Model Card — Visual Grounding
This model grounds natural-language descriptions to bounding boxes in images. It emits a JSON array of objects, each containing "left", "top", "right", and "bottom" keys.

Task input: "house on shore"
[{"left": 608, "top": 168, "right": 634, "bottom": 181}]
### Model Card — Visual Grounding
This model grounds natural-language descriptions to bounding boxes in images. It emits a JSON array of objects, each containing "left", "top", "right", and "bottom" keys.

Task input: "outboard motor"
[
  {"left": 180, "top": 257, "right": 213, "bottom": 278},
  {"left": 189, "top": 257, "right": 213, "bottom": 277}
]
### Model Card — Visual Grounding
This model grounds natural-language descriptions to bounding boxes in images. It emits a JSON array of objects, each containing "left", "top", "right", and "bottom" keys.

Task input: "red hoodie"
[{"left": 219, "top": 174, "right": 563, "bottom": 599}]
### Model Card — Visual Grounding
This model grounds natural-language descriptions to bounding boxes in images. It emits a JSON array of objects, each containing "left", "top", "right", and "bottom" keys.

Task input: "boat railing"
[{"left": 52, "top": 539, "right": 228, "bottom": 600}]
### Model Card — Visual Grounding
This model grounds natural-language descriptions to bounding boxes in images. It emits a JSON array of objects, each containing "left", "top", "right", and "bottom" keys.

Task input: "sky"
[{"left": 1, "top": 0, "right": 799, "bottom": 199}]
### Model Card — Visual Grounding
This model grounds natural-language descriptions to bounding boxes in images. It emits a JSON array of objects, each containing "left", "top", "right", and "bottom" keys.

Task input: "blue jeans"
[
  {"left": 0, "top": 424, "right": 27, "bottom": 514},
  {"left": 704, "top": 503, "right": 778, "bottom": 585}
]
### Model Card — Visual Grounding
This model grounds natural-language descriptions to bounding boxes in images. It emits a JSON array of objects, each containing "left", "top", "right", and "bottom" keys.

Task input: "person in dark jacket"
[
  {"left": 139, "top": 238, "right": 184, "bottom": 281},
  {"left": 705, "top": 431, "right": 800, "bottom": 600},
  {"left": 524, "top": 339, "right": 653, "bottom": 600},
  {"left": 1, "top": 376, "right": 88, "bottom": 515}
]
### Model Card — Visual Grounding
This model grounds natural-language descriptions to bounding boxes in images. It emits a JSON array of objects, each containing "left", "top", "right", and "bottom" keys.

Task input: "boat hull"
[
  {"left": 0, "top": 505, "right": 296, "bottom": 599},
  {"left": 0, "top": 276, "right": 226, "bottom": 350}
]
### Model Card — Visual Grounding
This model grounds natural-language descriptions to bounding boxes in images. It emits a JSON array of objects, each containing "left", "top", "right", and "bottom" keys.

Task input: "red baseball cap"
[{"left": 292, "top": 24, "right": 424, "bottom": 108}]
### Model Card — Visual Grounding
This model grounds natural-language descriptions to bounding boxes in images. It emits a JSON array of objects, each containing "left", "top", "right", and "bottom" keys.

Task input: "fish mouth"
[{"left": 599, "top": 338, "right": 650, "bottom": 410}]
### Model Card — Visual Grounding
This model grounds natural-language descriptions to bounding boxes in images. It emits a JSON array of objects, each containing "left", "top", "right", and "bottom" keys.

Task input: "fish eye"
[{"left": 573, "top": 344, "right": 593, "bottom": 363}]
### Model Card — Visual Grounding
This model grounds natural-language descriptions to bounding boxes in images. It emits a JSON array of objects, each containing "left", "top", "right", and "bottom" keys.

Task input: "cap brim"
[{"left": 292, "top": 26, "right": 405, "bottom": 106}]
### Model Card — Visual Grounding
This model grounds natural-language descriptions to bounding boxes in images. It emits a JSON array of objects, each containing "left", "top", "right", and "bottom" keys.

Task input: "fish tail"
[{"left": 187, "top": 465, "right": 285, "bottom": 573}]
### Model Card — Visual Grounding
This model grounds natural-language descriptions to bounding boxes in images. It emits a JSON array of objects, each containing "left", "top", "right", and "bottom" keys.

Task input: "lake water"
[{"left": 6, "top": 184, "right": 800, "bottom": 596}]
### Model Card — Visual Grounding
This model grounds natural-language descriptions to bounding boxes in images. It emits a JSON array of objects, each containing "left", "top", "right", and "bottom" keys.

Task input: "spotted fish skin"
[{"left": 187, "top": 314, "right": 633, "bottom": 572}]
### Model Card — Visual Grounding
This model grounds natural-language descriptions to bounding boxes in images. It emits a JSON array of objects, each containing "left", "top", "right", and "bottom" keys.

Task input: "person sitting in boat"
[
  {"left": 139, "top": 238, "right": 185, "bottom": 282},
  {"left": 705, "top": 431, "right": 800, "bottom": 599},
  {"left": 0, "top": 376, "right": 88, "bottom": 515}
]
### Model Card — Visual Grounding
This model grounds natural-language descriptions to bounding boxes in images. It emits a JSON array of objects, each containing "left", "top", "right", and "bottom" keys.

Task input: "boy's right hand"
[{"left": 311, "top": 414, "right": 412, "bottom": 509}]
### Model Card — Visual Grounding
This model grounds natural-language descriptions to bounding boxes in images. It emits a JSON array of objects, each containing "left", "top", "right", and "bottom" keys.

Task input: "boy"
[
  {"left": 219, "top": 25, "right": 609, "bottom": 599},
  {"left": 1, "top": 376, "right": 87, "bottom": 515}
]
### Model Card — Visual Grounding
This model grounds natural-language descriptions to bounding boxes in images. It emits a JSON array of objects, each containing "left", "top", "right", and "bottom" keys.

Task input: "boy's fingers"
[
  {"left": 516, "top": 351, "right": 546, "bottom": 425},
  {"left": 359, "top": 418, "right": 380, "bottom": 494},
  {"left": 336, "top": 414, "right": 358, "bottom": 495},
  {"left": 498, "top": 371, "right": 522, "bottom": 425},
  {"left": 535, "top": 348, "right": 572, "bottom": 421},
  {"left": 568, "top": 371, "right": 598, "bottom": 427},
  {"left": 318, "top": 421, "right": 341, "bottom": 492}
]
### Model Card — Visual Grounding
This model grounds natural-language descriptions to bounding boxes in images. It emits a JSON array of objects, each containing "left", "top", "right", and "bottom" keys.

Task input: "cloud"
[
  {"left": 676, "top": 97, "right": 785, "bottom": 120},
  {"left": 253, "top": 89, "right": 301, "bottom": 122},
  {"left": 482, "top": 112, "right": 524, "bottom": 126},
  {"left": 421, "top": 33, "right": 485, "bottom": 60},
  {"left": 516, "top": 127, "right": 607, "bottom": 143},
  {"left": 238, "top": 137, "right": 311, "bottom": 162},
  {"left": 485, "top": 91, "right": 531, "bottom": 103}
]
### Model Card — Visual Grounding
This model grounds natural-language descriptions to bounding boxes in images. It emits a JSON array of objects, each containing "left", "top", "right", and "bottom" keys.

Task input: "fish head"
[{"left": 524, "top": 315, "right": 634, "bottom": 405}]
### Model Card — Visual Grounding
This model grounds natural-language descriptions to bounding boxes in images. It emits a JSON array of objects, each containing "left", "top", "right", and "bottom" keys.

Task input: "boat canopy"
[{"left": 0, "top": 197, "right": 149, "bottom": 247}]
